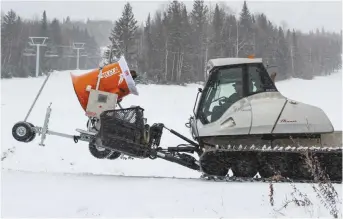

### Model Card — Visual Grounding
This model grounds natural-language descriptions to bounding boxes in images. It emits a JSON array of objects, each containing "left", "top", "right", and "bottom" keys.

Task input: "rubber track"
[
  {"left": 200, "top": 175, "right": 342, "bottom": 184},
  {"left": 198, "top": 144, "right": 342, "bottom": 182},
  {"left": 199, "top": 144, "right": 343, "bottom": 154}
]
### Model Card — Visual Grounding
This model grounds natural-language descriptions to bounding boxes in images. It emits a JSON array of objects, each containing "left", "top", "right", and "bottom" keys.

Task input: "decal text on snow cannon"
[{"left": 101, "top": 67, "right": 120, "bottom": 78}]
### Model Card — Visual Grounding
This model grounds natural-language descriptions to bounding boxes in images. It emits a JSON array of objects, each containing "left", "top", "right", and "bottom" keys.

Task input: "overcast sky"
[{"left": 1, "top": 0, "right": 342, "bottom": 33}]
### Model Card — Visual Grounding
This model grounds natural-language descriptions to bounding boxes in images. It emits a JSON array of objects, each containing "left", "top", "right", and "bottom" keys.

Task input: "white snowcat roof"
[
  {"left": 206, "top": 57, "right": 263, "bottom": 74},
  {"left": 208, "top": 57, "right": 263, "bottom": 68}
]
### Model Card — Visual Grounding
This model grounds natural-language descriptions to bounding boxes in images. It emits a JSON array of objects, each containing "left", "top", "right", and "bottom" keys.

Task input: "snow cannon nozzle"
[{"left": 70, "top": 56, "right": 139, "bottom": 112}]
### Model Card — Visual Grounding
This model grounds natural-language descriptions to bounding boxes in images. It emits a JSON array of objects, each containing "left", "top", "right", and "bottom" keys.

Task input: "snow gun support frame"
[
  {"left": 13, "top": 64, "right": 117, "bottom": 145},
  {"left": 11, "top": 69, "right": 98, "bottom": 147},
  {"left": 11, "top": 68, "right": 203, "bottom": 172}
]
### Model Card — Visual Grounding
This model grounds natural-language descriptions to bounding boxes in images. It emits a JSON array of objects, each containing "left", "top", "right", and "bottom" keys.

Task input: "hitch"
[
  {"left": 151, "top": 150, "right": 200, "bottom": 171},
  {"left": 167, "top": 146, "right": 196, "bottom": 153},
  {"left": 162, "top": 125, "right": 200, "bottom": 148}
]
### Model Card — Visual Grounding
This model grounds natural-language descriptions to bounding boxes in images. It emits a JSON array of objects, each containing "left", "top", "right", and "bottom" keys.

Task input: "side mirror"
[{"left": 193, "top": 88, "right": 203, "bottom": 116}]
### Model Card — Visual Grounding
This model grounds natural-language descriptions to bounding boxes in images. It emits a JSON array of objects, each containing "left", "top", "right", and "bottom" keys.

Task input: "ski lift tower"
[
  {"left": 72, "top": 42, "right": 85, "bottom": 70},
  {"left": 28, "top": 37, "right": 48, "bottom": 77}
]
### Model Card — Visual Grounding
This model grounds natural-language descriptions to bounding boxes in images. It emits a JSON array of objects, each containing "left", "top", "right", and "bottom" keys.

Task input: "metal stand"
[
  {"left": 35, "top": 103, "right": 94, "bottom": 146},
  {"left": 38, "top": 102, "right": 51, "bottom": 146}
]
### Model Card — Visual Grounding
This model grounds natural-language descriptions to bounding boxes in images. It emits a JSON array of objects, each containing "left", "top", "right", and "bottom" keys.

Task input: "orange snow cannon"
[{"left": 70, "top": 56, "right": 139, "bottom": 112}]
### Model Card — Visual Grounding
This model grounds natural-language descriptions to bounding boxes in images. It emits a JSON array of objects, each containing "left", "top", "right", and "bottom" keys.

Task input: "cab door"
[
  {"left": 245, "top": 63, "right": 285, "bottom": 134},
  {"left": 194, "top": 64, "right": 252, "bottom": 137}
]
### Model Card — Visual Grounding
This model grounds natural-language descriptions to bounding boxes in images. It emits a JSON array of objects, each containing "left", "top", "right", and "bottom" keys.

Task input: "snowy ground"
[
  {"left": 1, "top": 69, "right": 342, "bottom": 218},
  {"left": 3, "top": 169, "right": 342, "bottom": 218}
]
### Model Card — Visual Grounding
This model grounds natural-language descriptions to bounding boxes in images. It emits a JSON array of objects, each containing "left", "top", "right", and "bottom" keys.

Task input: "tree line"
[
  {"left": 1, "top": 10, "right": 101, "bottom": 78},
  {"left": 105, "top": 0, "right": 342, "bottom": 84},
  {"left": 1, "top": 1, "right": 342, "bottom": 83}
]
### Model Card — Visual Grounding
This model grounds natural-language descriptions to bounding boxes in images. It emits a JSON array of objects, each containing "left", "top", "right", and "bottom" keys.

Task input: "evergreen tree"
[
  {"left": 1, "top": 10, "right": 18, "bottom": 72},
  {"left": 141, "top": 13, "right": 153, "bottom": 74},
  {"left": 105, "top": 2, "right": 138, "bottom": 66},
  {"left": 40, "top": 10, "right": 49, "bottom": 74},
  {"left": 190, "top": 0, "right": 208, "bottom": 81},
  {"left": 179, "top": 5, "right": 192, "bottom": 82},
  {"left": 166, "top": 0, "right": 183, "bottom": 82},
  {"left": 41, "top": 11, "right": 48, "bottom": 36},
  {"left": 291, "top": 29, "right": 302, "bottom": 78},
  {"left": 210, "top": 4, "right": 225, "bottom": 58},
  {"left": 239, "top": 1, "right": 252, "bottom": 29},
  {"left": 147, "top": 10, "right": 166, "bottom": 83},
  {"left": 221, "top": 14, "right": 237, "bottom": 57},
  {"left": 1, "top": 10, "right": 23, "bottom": 77},
  {"left": 275, "top": 27, "right": 289, "bottom": 79},
  {"left": 237, "top": 0, "right": 253, "bottom": 57},
  {"left": 49, "top": 18, "right": 62, "bottom": 54}
]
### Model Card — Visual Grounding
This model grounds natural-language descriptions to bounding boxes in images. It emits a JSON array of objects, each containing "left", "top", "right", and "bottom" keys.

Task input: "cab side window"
[{"left": 247, "top": 63, "right": 277, "bottom": 96}]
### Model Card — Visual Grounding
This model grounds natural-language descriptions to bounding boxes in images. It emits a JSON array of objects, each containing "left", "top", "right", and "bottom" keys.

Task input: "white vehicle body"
[{"left": 191, "top": 57, "right": 335, "bottom": 138}]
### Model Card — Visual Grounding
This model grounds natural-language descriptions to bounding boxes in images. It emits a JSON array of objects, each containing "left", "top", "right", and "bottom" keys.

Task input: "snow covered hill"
[{"left": 1, "top": 69, "right": 342, "bottom": 218}]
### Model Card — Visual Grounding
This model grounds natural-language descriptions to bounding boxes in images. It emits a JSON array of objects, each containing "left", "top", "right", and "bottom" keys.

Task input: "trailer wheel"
[
  {"left": 107, "top": 151, "right": 121, "bottom": 160},
  {"left": 12, "top": 121, "right": 36, "bottom": 142},
  {"left": 88, "top": 143, "right": 112, "bottom": 159},
  {"left": 25, "top": 123, "right": 36, "bottom": 142}
]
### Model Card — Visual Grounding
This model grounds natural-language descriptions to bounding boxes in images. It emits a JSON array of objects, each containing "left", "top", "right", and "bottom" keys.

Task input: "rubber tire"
[
  {"left": 26, "top": 123, "right": 36, "bottom": 142},
  {"left": 12, "top": 121, "right": 35, "bottom": 142},
  {"left": 107, "top": 151, "right": 121, "bottom": 160},
  {"left": 88, "top": 143, "right": 112, "bottom": 159}
]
